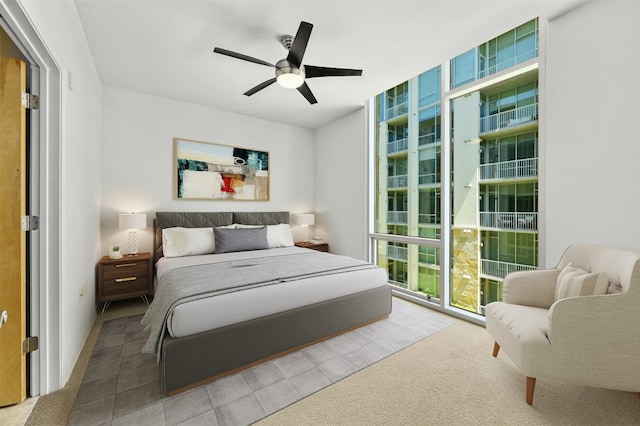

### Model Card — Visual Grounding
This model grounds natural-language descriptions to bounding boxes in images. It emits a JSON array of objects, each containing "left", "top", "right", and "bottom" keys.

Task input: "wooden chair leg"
[
  {"left": 526, "top": 377, "right": 536, "bottom": 405},
  {"left": 492, "top": 341, "right": 500, "bottom": 357}
]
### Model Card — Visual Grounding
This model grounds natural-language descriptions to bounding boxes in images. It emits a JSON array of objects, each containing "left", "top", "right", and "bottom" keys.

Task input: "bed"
[{"left": 142, "top": 211, "right": 392, "bottom": 395}]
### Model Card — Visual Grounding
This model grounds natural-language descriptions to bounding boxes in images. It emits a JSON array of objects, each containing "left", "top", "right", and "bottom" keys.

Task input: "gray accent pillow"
[{"left": 213, "top": 226, "right": 269, "bottom": 254}]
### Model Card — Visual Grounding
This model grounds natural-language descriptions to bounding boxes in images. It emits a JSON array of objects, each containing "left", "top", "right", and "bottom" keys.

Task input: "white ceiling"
[{"left": 74, "top": 0, "right": 584, "bottom": 129}]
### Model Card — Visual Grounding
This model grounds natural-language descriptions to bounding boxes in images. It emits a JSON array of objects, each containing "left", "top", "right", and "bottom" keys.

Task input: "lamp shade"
[
  {"left": 294, "top": 213, "right": 315, "bottom": 226},
  {"left": 119, "top": 213, "right": 146, "bottom": 230}
]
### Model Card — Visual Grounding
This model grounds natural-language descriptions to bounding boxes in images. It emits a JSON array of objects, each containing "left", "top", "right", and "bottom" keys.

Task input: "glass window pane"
[
  {"left": 373, "top": 19, "right": 538, "bottom": 319},
  {"left": 499, "top": 89, "right": 516, "bottom": 111},
  {"left": 517, "top": 83, "right": 536, "bottom": 106},
  {"left": 496, "top": 32, "right": 515, "bottom": 65},
  {"left": 450, "top": 76, "right": 538, "bottom": 315},
  {"left": 418, "top": 106, "right": 441, "bottom": 145},
  {"left": 419, "top": 188, "right": 440, "bottom": 224},
  {"left": 377, "top": 240, "right": 440, "bottom": 298},
  {"left": 419, "top": 66, "right": 441, "bottom": 107},
  {"left": 516, "top": 33, "right": 536, "bottom": 56},
  {"left": 516, "top": 19, "right": 536, "bottom": 37},
  {"left": 451, "top": 48, "right": 476, "bottom": 88},
  {"left": 517, "top": 133, "right": 536, "bottom": 158}
]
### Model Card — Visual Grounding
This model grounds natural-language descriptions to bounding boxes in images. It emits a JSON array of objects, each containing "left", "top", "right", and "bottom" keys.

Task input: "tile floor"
[
  {"left": 0, "top": 298, "right": 149, "bottom": 426},
  {"left": 67, "top": 299, "right": 454, "bottom": 426}
]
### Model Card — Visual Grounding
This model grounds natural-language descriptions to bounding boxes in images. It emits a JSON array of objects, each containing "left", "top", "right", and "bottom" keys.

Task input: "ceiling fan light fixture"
[
  {"left": 213, "top": 21, "right": 362, "bottom": 104},
  {"left": 277, "top": 72, "right": 304, "bottom": 89},
  {"left": 275, "top": 60, "right": 305, "bottom": 89}
]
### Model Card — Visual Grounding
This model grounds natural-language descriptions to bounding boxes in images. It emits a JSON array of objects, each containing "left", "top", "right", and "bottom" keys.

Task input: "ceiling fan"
[{"left": 213, "top": 21, "right": 363, "bottom": 104}]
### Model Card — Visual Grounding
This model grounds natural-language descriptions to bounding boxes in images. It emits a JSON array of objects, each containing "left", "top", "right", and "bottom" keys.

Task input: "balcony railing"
[
  {"left": 387, "top": 174, "right": 408, "bottom": 189},
  {"left": 386, "top": 93, "right": 409, "bottom": 120},
  {"left": 418, "top": 250, "right": 440, "bottom": 266},
  {"left": 480, "top": 157, "right": 537, "bottom": 180},
  {"left": 480, "top": 103, "right": 538, "bottom": 134},
  {"left": 418, "top": 213, "right": 439, "bottom": 225},
  {"left": 419, "top": 172, "right": 439, "bottom": 185},
  {"left": 387, "top": 102, "right": 409, "bottom": 120},
  {"left": 387, "top": 138, "right": 408, "bottom": 155},
  {"left": 388, "top": 279, "right": 408, "bottom": 289},
  {"left": 478, "top": 48, "right": 538, "bottom": 79},
  {"left": 481, "top": 259, "right": 536, "bottom": 279},
  {"left": 418, "top": 133, "right": 439, "bottom": 146},
  {"left": 479, "top": 212, "right": 538, "bottom": 230},
  {"left": 385, "top": 245, "right": 408, "bottom": 261},
  {"left": 387, "top": 211, "right": 408, "bottom": 224}
]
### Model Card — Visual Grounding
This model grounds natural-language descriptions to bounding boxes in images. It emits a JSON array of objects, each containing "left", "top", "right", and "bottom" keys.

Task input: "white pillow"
[
  {"left": 266, "top": 223, "right": 295, "bottom": 248},
  {"left": 234, "top": 223, "right": 294, "bottom": 248},
  {"left": 162, "top": 225, "right": 235, "bottom": 257},
  {"left": 162, "top": 227, "right": 185, "bottom": 257},
  {"left": 555, "top": 264, "right": 609, "bottom": 301}
]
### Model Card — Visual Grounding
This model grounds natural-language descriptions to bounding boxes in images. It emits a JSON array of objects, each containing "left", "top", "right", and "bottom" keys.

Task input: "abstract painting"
[{"left": 174, "top": 138, "right": 269, "bottom": 201}]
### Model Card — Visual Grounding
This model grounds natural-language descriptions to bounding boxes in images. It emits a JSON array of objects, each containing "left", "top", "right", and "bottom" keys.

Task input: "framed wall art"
[{"left": 174, "top": 138, "right": 269, "bottom": 201}]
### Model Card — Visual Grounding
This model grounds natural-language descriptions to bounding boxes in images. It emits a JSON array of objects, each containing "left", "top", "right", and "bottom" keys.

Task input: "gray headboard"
[{"left": 153, "top": 211, "right": 290, "bottom": 261}]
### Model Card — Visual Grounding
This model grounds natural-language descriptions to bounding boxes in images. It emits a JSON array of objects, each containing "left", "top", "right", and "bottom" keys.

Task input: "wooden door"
[{"left": 0, "top": 56, "right": 27, "bottom": 406}]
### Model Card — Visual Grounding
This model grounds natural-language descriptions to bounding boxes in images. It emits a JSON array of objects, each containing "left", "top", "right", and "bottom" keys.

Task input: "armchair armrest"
[
  {"left": 548, "top": 295, "right": 620, "bottom": 343},
  {"left": 547, "top": 294, "right": 640, "bottom": 389},
  {"left": 502, "top": 268, "right": 560, "bottom": 309}
]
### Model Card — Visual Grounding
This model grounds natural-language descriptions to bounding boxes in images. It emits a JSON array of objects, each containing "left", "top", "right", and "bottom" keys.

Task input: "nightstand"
[
  {"left": 295, "top": 241, "right": 329, "bottom": 252},
  {"left": 98, "top": 252, "right": 152, "bottom": 313}
]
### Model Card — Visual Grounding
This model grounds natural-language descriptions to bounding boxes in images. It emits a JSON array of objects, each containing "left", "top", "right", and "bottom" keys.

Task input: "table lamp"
[
  {"left": 119, "top": 213, "right": 147, "bottom": 255},
  {"left": 294, "top": 213, "right": 315, "bottom": 242}
]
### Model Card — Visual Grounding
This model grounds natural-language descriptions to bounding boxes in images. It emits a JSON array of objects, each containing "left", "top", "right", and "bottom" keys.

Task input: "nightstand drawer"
[
  {"left": 97, "top": 253, "right": 152, "bottom": 310},
  {"left": 102, "top": 260, "right": 148, "bottom": 280},
  {"left": 101, "top": 273, "right": 149, "bottom": 297}
]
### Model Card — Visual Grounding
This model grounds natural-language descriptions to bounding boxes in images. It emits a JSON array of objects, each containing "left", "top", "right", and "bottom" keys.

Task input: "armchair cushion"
[
  {"left": 485, "top": 302, "right": 550, "bottom": 372},
  {"left": 555, "top": 264, "right": 609, "bottom": 300}
]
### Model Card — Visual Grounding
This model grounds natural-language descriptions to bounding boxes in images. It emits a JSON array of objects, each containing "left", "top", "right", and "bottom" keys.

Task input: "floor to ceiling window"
[{"left": 371, "top": 18, "right": 539, "bottom": 321}]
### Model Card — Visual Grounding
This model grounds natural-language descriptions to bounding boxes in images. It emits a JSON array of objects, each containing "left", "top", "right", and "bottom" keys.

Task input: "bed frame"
[{"left": 152, "top": 211, "right": 392, "bottom": 395}]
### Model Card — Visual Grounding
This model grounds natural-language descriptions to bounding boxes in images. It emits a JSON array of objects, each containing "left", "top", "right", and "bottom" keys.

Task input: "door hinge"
[
  {"left": 22, "top": 215, "right": 39, "bottom": 231},
  {"left": 23, "top": 336, "right": 39, "bottom": 354},
  {"left": 22, "top": 92, "right": 40, "bottom": 110}
]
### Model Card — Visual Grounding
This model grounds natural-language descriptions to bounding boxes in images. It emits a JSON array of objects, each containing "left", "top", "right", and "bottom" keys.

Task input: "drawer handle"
[
  {"left": 115, "top": 277, "right": 137, "bottom": 283},
  {"left": 116, "top": 263, "right": 137, "bottom": 268}
]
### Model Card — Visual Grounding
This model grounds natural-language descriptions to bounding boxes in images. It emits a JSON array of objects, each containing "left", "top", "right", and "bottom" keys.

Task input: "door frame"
[{"left": 0, "top": 1, "right": 62, "bottom": 395}]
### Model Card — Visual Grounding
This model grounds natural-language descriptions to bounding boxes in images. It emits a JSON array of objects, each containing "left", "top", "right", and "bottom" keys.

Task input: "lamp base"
[
  {"left": 302, "top": 225, "right": 310, "bottom": 243},
  {"left": 128, "top": 230, "right": 139, "bottom": 255}
]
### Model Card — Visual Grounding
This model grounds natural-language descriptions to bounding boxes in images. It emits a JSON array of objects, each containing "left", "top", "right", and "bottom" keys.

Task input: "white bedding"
[{"left": 155, "top": 246, "right": 389, "bottom": 338}]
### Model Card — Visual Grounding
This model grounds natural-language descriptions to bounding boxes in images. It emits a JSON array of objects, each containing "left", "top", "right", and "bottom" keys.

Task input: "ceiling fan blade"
[
  {"left": 244, "top": 78, "right": 277, "bottom": 96},
  {"left": 305, "top": 65, "right": 363, "bottom": 78},
  {"left": 297, "top": 82, "right": 318, "bottom": 104},
  {"left": 286, "top": 21, "right": 313, "bottom": 67},
  {"left": 213, "top": 47, "right": 274, "bottom": 67}
]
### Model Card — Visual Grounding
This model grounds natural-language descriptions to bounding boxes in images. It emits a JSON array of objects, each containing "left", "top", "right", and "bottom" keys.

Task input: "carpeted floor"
[{"left": 66, "top": 298, "right": 454, "bottom": 425}]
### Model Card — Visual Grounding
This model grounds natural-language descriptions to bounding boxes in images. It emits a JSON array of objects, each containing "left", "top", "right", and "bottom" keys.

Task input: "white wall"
[
  {"left": 16, "top": 0, "right": 102, "bottom": 390},
  {"left": 543, "top": 0, "right": 640, "bottom": 265},
  {"left": 314, "top": 107, "right": 368, "bottom": 260},
  {"left": 100, "top": 86, "right": 315, "bottom": 254}
]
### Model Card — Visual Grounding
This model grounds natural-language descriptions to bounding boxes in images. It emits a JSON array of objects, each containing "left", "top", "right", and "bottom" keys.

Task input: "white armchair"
[{"left": 485, "top": 244, "right": 640, "bottom": 404}]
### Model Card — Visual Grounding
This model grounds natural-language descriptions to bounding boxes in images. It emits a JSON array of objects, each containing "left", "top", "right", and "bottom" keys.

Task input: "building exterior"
[{"left": 374, "top": 18, "right": 539, "bottom": 315}]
